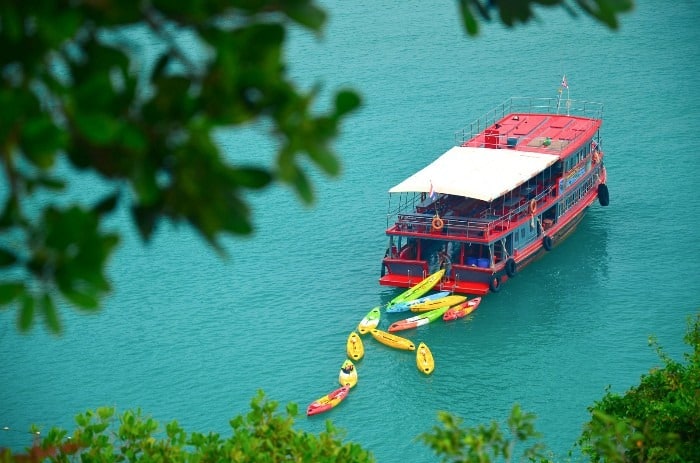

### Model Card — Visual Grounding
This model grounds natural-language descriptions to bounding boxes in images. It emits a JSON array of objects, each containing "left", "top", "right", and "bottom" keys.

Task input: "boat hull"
[
  {"left": 306, "top": 386, "right": 350, "bottom": 416},
  {"left": 386, "top": 291, "right": 451, "bottom": 313},
  {"left": 416, "top": 342, "right": 434, "bottom": 375},
  {"left": 443, "top": 297, "right": 482, "bottom": 321},
  {"left": 370, "top": 329, "right": 416, "bottom": 351},
  {"left": 388, "top": 306, "right": 450, "bottom": 332},
  {"left": 409, "top": 295, "right": 466, "bottom": 313},
  {"left": 385, "top": 269, "right": 445, "bottom": 308},
  {"left": 339, "top": 360, "right": 358, "bottom": 388},
  {"left": 379, "top": 96, "right": 607, "bottom": 296},
  {"left": 346, "top": 332, "right": 364, "bottom": 361},
  {"left": 357, "top": 306, "right": 381, "bottom": 334}
]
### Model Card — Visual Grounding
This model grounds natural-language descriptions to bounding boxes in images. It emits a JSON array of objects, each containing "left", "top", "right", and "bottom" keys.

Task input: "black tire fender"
[
  {"left": 489, "top": 275, "right": 501, "bottom": 293},
  {"left": 505, "top": 258, "right": 517, "bottom": 277},
  {"left": 598, "top": 183, "right": 610, "bottom": 207},
  {"left": 543, "top": 235, "right": 553, "bottom": 251}
]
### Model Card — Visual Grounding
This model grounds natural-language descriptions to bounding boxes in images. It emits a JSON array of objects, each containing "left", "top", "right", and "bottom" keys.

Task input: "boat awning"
[{"left": 388, "top": 146, "right": 560, "bottom": 202}]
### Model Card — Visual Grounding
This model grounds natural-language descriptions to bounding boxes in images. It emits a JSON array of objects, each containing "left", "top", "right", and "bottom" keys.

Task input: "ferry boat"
[{"left": 379, "top": 96, "right": 609, "bottom": 295}]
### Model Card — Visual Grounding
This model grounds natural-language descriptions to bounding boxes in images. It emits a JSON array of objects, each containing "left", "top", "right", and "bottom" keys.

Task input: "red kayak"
[
  {"left": 306, "top": 386, "right": 350, "bottom": 416},
  {"left": 442, "top": 297, "right": 482, "bottom": 321}
]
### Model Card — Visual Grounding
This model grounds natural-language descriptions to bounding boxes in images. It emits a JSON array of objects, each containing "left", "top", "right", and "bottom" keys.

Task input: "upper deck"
[{"left": 455, "top": 97, "right": 603, "bottom": 159}]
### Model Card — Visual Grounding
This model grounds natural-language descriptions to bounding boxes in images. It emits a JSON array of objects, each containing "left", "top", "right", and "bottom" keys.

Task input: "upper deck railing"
[{"left": 454, "top": 97, "right": 604, "bottom": 146}]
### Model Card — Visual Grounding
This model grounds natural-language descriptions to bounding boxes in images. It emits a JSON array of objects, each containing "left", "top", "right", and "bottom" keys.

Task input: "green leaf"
[
  {"left": 284, "top": 3, "right": 327, "bottom": 31},
  {"left": 230, "top": 167, "right": 272, "bottom": 189},
  {"left": 0, "top": 282, "right": 24, "bottom": 306},
  {"left": 334, "top": 90, "right": 361, "bottom": 117},
  {"left": 0, "top": 247, "right": 17, "bottom": 267},
  {"left": 40, "top": 292, "right": 61, "bottom": 333},
  {"left": 457, "top": 0, "right": 480, "bottom": 36},
  {"left": 132, "top": 204, "right": 158, "bottom": 241},
  {"left": 34, "top": 175, "right": 66, "bottom": 191},
  {"left": 20, "top": 115, "right": 66, "bottom": 168},
  {"left": 73, "top": 112, "right": 121, "bottom": 145},
  {"left": 307, "top": 144, "right": 340, "bottom": 176},
  {"left": 291, "top": 166, "right": 314, "bottom": 203},
  {"left": 19, "top": 293, "right": 35, "bottom": 331},
  {"left": 93, "top": 192, "right": 120, "bottom": 216},
  {"left": 62, "top": 288, "right": 99, "bottom": 311}
]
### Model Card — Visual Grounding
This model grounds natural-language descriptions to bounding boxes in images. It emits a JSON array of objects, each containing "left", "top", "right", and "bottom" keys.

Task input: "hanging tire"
[
  {"left": 598, "top": 183, "right": 610, "bottom": 207},
  {"left": 489, "top": 275, "right": 501, "bottom": 293},
  {"left": 543, "top": 235, "right": 553, "bottom": 251},
  {"left": 505, "top": 258, "right": 517, "bottom": 277}
]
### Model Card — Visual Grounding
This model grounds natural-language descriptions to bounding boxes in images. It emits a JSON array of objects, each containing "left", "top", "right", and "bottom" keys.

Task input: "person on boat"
[
  {"left": 438, "top": 249, "right": 451, "bottom": 274},
  {"left": 341, "top": 363, "right": 353, "bottom": 374}
]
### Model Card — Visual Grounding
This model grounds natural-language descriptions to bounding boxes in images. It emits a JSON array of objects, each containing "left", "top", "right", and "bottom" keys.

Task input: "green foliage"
[
  {"left": 0, "top": 0, "right": 360, "bottom": 333},
  {"left": 577, "top": 313, "right": 700, "bottom": 463},
  {"left": 0, "top": 0, "right": 632, "bottom": 335},
  {"left": 418, "top": 313, "right": 700, "bottom": 463},
  {"left": 419, "top": 404, "right": 551, "bottom": 463},
  {"left": 457, "top": 0, "right": 633, "bottom": 36},
  {"left": 4, "top": 391, "right": 374, "bottom": 463}
]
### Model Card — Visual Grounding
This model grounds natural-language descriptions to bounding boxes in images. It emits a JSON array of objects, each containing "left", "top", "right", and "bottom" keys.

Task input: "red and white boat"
[{"left": 380, "top": 93, "right": 609, "bottom": 295}]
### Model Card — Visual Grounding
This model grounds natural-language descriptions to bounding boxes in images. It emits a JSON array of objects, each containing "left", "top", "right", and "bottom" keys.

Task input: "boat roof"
[{"left": 388, "top": 146, "right": 559, "bottom": 202}]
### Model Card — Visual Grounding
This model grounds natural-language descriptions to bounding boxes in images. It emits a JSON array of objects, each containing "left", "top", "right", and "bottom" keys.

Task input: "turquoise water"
[{"left": 2, "top": 1, "right": 699, "bottom": 461}]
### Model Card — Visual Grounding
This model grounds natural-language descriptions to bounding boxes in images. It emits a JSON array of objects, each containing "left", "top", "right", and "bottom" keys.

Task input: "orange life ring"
[
  {"left": 528, "top": 199, "right": 537, "bottom": 215},
  {"left": 431, "top": 215, "right": 444, "bottom": 231}
]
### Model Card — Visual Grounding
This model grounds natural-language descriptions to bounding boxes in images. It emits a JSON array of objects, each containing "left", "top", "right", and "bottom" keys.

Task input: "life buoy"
[
  {"left": 529, "top": 199, "right": 537, "bottom": 215},
  {"left": 505, "top": 258, "right": 517, "bottom": 277},
  {"left": 489, "top": 275, "right": 501, "bottom": 293},
  {"left": 543, "top": 235, "right": 553, "bottom": 251},
  {"left": 431, "top": 215, "right": 444, "bottom": 231}
]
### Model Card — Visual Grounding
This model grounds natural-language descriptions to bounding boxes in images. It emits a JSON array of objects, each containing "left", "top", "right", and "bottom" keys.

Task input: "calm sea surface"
[{"left": 2, "top": 1, "right": 699, "bottom": 461}]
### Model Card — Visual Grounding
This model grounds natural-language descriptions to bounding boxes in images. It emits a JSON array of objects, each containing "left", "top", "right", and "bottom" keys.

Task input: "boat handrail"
[
  {"left": 391, "top": 182, "right": 558, "bottom": 239},
  {"left": 454, "top": 97, "right": 604, "bottom": 146}
]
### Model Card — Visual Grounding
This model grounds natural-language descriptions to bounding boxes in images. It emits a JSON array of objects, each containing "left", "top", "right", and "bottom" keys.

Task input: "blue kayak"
[{"left": 385, "top": 291, "right": 451, "bottom": 313}]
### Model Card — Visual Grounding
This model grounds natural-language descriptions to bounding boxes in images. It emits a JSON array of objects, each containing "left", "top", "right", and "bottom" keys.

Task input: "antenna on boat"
[{"left": 557, "top": 75, "right": 571, "bottom": 115}]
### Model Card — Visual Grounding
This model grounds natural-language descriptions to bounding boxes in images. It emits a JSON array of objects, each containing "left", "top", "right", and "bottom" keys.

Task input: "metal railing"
[{"left": 454, "top": 97, "right": 604, "bottom": 146}]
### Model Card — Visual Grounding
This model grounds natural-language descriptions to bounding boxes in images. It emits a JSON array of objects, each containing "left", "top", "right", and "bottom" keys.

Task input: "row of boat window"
[{"left": 563, "top": 139, "right": 596, "bottom": 171}]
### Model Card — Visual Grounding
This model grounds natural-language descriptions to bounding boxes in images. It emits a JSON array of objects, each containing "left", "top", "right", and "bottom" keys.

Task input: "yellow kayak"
[
  {"left": 370, "top": 328, "right": 415, "bottom": 351},
  {"left": 410, "top": 295, "right": 467, "bottom": 313},
  {"left": 346, "top": 331, "right": 364, "bottom": 361},
  {"left": 338, "top": 359, "right": 358, "bottom": 388},
  {"left": 416, "top": 342, "right": 434, "bottom": 375},
  {"left": 385, "top": 269, "right": 445, "bottom": 309}
]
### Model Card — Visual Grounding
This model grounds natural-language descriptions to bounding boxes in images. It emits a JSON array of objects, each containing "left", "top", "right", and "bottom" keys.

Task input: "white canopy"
[{"left": 388, "top": 146, "right": 560, "bottom": 202}]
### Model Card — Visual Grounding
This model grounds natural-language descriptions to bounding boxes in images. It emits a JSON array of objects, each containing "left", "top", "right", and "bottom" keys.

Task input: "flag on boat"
[
  {"left": 429, "top": 180, "right": 436, "bottom": 200},
  {"left": 561, "top": 75, "right": 568, "bottom": 88}
]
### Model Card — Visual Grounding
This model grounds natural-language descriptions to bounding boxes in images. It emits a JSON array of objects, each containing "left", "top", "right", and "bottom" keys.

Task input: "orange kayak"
[
  {"left": 306, "top": 386, "right": 350, "bottom": 416},
  {"left": 443, "top": 297, "right": 482, "bottom": 321}
]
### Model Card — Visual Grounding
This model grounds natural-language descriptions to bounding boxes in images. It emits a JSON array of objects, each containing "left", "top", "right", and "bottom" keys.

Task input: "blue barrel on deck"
[
  {"left": 507, "top": 137, "right": 518, "bottom": 148},
  {"left": 466, "top": 256, "right": 477, "bottom": 266},
  {"left": 477, "top": 257, "right": 490, "bottom": 268}
]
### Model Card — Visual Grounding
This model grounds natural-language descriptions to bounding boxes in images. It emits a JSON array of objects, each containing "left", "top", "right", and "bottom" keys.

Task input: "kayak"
[
  {"left": 385, "top": 269, "right": 445, "bottom": 310},
  {"left": 385, "top": 291, "right": 451, "bottom": 313},
  {"left": 346, "top": 331, "right": 364, "bottom": 361},
  {"left": 443, "top": 297, "right": 482, "bottom": 321},
  {"left": 357, "top": 306, "right": 381, "bottom": 334},
  {"left": 306, "top": 385, "right": 351, "bottom": 416},
  {"left": 409, "top": 295, "right": 467, "bottom": 313},
  {"left": 416, "top": 342, "right": 434, "bottom": 375},
  {"left": 370, "top": 328, "right": 416, "bottom": 351},
  {"left": 338, "top": 359, "right": 358, "bottom": 388},
  {"left": 388, "top": 306, "right": 450, "bottom": 332}
]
